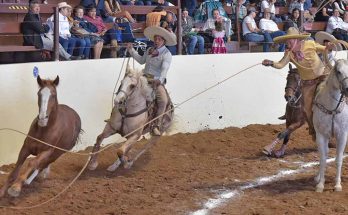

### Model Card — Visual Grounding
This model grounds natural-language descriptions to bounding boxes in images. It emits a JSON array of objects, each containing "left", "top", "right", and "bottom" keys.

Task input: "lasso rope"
[{"left": 0, "top": 62, "right": 261, "bottom": 210}]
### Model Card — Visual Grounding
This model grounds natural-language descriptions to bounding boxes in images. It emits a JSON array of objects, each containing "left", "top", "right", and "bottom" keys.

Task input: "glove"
[{"left": 262, "top": 60, "right": 273, "bottom": 66}]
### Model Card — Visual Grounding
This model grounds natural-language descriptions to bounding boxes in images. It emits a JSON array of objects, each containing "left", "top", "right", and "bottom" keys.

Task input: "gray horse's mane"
[{"left": 127, "top": 67, "right": 154, "bottom": 101}]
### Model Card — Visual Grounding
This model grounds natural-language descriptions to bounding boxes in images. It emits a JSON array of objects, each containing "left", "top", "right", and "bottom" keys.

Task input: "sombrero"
[
  {"left": 58, "top": 2, "right": 72, "bottom": 9},
  {"left": 273, "top": 27, "right": 311, "bottom": 43},
  {"left": 144, "top": 26, "right": 177, "bottom": 46},
  {"left": 315, "top": 31, "right": 342, "bottom": 51}
]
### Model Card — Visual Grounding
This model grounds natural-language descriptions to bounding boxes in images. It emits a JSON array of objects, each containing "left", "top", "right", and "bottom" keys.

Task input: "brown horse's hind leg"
[
  {"left": 108, "top": 134, "right": 140, "bottom": 171},
  {"left": 88, "top": 123, "right": 117, "bottom": 171},
  {"left": 7, "top": 149, "right": 53, "bottom": 197},
  {"left": 0, "top": 147, "right": 30, "bottom": 198}
]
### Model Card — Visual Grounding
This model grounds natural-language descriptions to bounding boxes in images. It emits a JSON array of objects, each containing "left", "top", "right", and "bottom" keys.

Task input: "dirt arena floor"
[{"left": 1, "top": 124, "right": 348, "bottom": 215}]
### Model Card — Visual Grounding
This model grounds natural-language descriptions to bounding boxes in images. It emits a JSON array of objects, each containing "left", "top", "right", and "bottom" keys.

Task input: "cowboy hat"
[
  {"left": 58, "top": 2, "right": 72, "bottom": 9},
  {"left": 273, "top": 27, "right": 311, "bottom": 43},
  {"left": 144, "top": 26, "right": 177, "bottom": 46},
  {"left": 315, "top": 31, "right": 343, "bottom": 51}
]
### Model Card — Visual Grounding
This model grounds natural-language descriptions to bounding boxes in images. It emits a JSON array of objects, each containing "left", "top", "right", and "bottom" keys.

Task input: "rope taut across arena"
[{"left": 0, "top": 62, "right": 262, "bottom": 210}]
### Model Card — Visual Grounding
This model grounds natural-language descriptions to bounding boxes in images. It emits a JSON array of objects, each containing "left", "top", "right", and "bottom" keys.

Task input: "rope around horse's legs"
[
  {"left": 0, "top": 62, "right": 261, "bottom": 210},
  {"left": 0, "top": 156, "right": 91, "bottom": 210}
]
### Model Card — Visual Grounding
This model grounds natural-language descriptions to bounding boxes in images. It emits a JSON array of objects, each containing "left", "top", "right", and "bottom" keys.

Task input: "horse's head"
[
  {"left": 284, "top": 64, "right": 302, "bottom": 105},
  {"left": 37, "top": 75, "right": 59, "bottom": 127},
  {"left": 114, "top": 66, "right": 140, "bottom": 105},
  {"left": 334, "top": 59, "right": 348, "bottom": 97}
]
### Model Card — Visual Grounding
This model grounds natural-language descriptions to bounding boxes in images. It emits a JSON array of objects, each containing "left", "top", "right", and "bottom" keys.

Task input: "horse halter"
[
  {"left": 285, "top": 73, "right": 302, "bottom": 107},
  {"left": 116, "top": 76, "right": 139, "bottom": 104}
]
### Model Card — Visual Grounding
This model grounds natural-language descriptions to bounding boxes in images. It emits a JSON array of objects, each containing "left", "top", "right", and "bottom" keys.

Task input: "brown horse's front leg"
[
  {"left": 0, "top": 147, "right": 30, "bottom": 198},
  {"left": 272, "top": 120, "right": 305, "bottom": 158},
  {"left": 7, "top": 149, "right": 53, "bottom": 198},
  {"left": 88, "top": 123, "right": 117, "bottom": 171}
]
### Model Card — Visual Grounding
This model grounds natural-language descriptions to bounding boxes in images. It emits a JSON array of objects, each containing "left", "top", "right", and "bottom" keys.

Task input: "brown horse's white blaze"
[
  {"left": 0, "top": 75, "right": 81, "bottom": 198},
  {"left": 38, "top": 87, "right": 51, "bottom": 127}
]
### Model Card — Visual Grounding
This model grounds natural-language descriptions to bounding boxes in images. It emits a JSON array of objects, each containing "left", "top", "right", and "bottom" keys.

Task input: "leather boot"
[{"left": 110, "top": 39, "right": 118, "bottom": 58}]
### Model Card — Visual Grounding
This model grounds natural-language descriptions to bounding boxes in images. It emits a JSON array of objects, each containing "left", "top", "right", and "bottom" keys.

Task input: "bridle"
[
  {"left": 116, "top": 75, "right": 149, "bottom": 119},
  {"left": 285, "top": 72, "right": 302, "bottom": 108}
]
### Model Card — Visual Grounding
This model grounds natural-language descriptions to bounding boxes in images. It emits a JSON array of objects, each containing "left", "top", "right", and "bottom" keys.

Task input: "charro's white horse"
[
  {"left": 88, "top": 65, "right": 173, "bottom": 171},
  {"left": 313, "top": 58, "right": 348, "bottom": 192}
]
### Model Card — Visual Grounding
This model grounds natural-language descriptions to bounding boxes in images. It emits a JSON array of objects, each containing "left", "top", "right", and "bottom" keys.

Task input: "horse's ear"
[
  {"left": 37, "top": 75, "right": 43, "bottom": 87},
  {"left": 289, "top": 63, "right": 292, "bottom": 71},
  {"left": 53, "top": 75, "right": 59, "bottom": 86}
]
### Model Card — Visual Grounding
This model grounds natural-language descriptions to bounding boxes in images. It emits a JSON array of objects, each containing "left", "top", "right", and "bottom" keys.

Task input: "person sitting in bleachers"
[
  {"left": 104, "top": 0, "right": 136, "bottom": 23},
  {"left": 232, "top": 0, "right": 247, "bottom": 21},
  {"left": 326, "top": 8, "right": 348, "bottom": 41},
  {"left": 260, "top": 0, "right": 281, "bottom": 23},
  {"left": 203, "top": 8, "right": 233, "bottom": 42},
  {"left": 160, "top": 11, "right": 177, "bottom": 55},
  {"left": 315, "top": 0, "right": 335, "bottom": 21},
  {"left": 84, "top": 6, "right": 119, "bottom": 58},
  {"left": 242, "top": 7, "right": 272, "bottom": 52},
  {"left": 259, "top": 8, "right": 285, "bottom": 51},
  {"left": 151, "top": 0, "right": 169, "bottom": 6},
  {"left": 334, "top": 0, "right": 347, "bottom": 15},
  {"left": 342, "top": 10, "right": 348, "bottom": 31},
  {"left": 46, "top": 2, "right": 79, "bottom": 57},
  {"left": 284, "top": 8, "right": 301, "bottom": 32},
  {"left": 73, "top": 5, "right": 104, "bottom": 59},
  {"left": 181, "top": 7, "right": 205, "bottom": 55},
  {"left": 22, "top": 0, "right": 80, "bottom": 60},
  {"left": 80, "top": 0, "right": 115, "bottom": 23},
  {"left": 146, "top": 6, "right": 167, "bottom": 27},
  {"left": 66, "top": 7, "right": 90, "bottom": 59}
]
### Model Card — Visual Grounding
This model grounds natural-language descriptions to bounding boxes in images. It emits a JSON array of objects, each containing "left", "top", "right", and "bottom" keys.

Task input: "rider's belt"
[
  {"left": 302, "top": 75, "right": 327, "bottom": 86},
  {"left": 143, "top": 73, "right": 154, "bottom": 82}
]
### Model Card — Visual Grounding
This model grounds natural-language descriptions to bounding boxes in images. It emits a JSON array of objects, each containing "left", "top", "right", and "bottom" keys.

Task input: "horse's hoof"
[
  {"left": 88, "top": 161, "right": 99, "bottom": 171},
  {"left": 335, "top": 185, "right": 342, "bottom": 192},
  {"left": 123, "top": 160, "right": 134, "bottom": 169},
  {"left": 314, "top": 175, "right": 320, "bottom": 183},
  {"left": 7, "top": 185, "right": 21, "bottom": 197},
  {"left": 262, "top": 146, "right": 273, "bottom": 156},
  {"left": 273, "top": 150, "right": 285, "bottom": 158},
  {"left": 316, "top": 184, "right": 324, "bottom": 193},
  {"left": 152, "top": 127, "right": 161, "bottom": 136},
  {"left": 106, "top": 159, "right": 121, "bottom": 172}
]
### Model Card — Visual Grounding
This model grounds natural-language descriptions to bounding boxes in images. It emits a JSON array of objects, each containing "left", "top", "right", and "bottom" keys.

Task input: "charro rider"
[
  {"left": 126, "top": 26, "right": 177, "bottom": 136},
  {"left": 262, "top": 27, "right": 333, "bottom": 141}
]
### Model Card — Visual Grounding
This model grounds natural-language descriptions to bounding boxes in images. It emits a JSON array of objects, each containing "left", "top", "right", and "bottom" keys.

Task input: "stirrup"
[{"left": 278, "top": 115, "right": 286, "bottom": 120}]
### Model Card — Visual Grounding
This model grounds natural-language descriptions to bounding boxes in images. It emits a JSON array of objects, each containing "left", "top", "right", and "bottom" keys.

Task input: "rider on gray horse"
[{"left": 126, "top": 26, "right": 177, "bottom": 136}]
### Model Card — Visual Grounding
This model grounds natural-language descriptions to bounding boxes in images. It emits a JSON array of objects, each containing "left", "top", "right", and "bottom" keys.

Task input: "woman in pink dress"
[{"left": 211, "top": 20, "right": 227, "bottom": 54}]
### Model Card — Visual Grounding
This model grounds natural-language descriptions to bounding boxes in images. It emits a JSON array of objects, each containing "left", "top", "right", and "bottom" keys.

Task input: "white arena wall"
[{"left": 0, "top": 52, "right": 294, "bottom": 165}]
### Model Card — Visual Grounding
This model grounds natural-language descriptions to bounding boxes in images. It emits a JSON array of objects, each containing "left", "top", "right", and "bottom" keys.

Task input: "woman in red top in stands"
[{"left": 84, "top": 6, "right": 119, "bottom": 58}]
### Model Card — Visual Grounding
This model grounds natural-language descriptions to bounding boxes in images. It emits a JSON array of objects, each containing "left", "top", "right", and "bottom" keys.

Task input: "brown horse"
[
  {"left": 263, "top": 64, "right": 306, "bottom": 157},
  {"left": 87, "top": 66, "right": 174, "bottom": 172},
  {"left": 0, "top": 76, "right": 81, "bottom": 198}
]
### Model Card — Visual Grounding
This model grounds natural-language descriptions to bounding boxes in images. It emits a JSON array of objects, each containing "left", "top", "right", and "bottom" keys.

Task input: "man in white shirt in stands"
[
  {"left": 259, "top": 8, "right": 286, "bottom": 51},
  {"left": 326, "top": 8, "right": 348, "bottom": 41},
  {"left": 47, "top": 2, "right": 78, "bottom": 55},
  {"left": 242, "top": 7, "right": 273, "bottom": 52}
]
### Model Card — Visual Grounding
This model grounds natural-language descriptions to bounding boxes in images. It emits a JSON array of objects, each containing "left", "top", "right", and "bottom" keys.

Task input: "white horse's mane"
[{"left": 127, "top": 67, "right": 153, "bottom": 101}]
